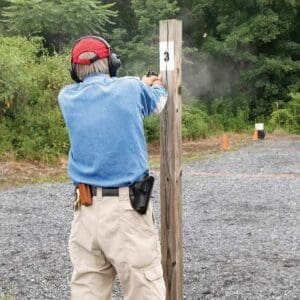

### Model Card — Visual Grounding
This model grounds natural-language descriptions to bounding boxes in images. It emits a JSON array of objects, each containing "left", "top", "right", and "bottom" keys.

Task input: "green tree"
[
  {"left": 0, "top": 0, "right": 9, "bottom": 33},
  {"left": 106, "top": 0, "right": 179, "bottom": 75},
  {"left": 102, "top": 0, "right": 138, "bottom": 39},
  {"left": 1, "top": 0, "right": 116, "bottom": 52},
  {"left": 190, "top": 0, "right": 300, "bottom": 120}
]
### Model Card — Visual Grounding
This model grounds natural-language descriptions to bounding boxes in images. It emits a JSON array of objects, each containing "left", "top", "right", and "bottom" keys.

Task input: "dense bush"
[
  {"left": 268, "top": 93, "right": 300, "bottom": 134},
  {"left": 0, "top": 36, "right": 70, "bottom": 162},
  {"left": 0, "top": 122, "right": 13, "bottom": 158},
  {"left": 144, "top": 116, "right": 160, "bottom": 143},
  {"left": 0, "top": 34, "right": 298, "bottom": 163},
  {"left": 182, "top": 109, "right": 209, "bottom": 139},
  {"left": 0, "top": 36, "right": 221, "bottom": 163},
  {"left": 210, "top": 110, "right": 251, "bottom": 133},
  {"left": 0, "top": 1, "right": 299, "bottom": 163},
  {"left": 144, "top": 107, "right": 212, "bottom": 143}
]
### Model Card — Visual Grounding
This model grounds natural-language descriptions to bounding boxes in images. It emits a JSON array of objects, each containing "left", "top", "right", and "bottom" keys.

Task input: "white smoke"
[{"left": 183, "top": 51, "right": 239, "bottom": 99}]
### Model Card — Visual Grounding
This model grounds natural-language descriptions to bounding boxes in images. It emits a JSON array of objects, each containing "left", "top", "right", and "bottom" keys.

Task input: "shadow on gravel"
[{"left": 0, "top": 136, "right": 299, "bottom": 299}]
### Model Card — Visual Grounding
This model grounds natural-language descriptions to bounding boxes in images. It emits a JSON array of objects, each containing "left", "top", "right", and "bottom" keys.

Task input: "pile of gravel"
[{"left": 0, "top": 136, "right": 299, "bottom": 299}]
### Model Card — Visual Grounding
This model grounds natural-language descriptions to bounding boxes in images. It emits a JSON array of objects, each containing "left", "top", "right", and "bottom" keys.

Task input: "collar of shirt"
[{"left": 82, "top": 73, "right": 109, "bottom": 84}]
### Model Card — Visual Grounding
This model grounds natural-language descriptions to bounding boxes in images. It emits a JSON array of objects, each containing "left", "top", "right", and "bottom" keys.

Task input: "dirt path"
[{"left": 0, "top": 133, "right": 251, "bottom": 190}]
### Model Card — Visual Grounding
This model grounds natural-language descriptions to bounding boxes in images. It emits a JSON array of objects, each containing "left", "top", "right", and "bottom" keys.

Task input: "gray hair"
[{"left": 74, "top": 52, "right": 109, "bottom": 81}]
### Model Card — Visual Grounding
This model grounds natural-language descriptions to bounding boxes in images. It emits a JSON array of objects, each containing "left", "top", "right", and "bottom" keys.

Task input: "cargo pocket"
[{"left": 144, "top": 265, "right": 166, "bottom": 299}]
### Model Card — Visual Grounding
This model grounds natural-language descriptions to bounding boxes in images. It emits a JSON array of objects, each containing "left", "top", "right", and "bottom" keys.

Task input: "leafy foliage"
[
  {"left": 182, "top": 109, "right": 209, "bottom": 139},
  {"left": 0, "top": 36, "right": 70, "bottom": 162},
  {"left": 0, "top": 1, "right": 300, "bottom": 162},
  {"left": 189, "top": 0, "right": 300, "bottom": 119},
  {"left": 269, "top": 93, "right": 300, "bottom": 133},
  {"left": 1, "top": 0, "right": 116, "bottom": 52},
  {"left": 0, "top": 36, "right": 42, "bottom": 116},
  {"left": 106, "top": 0, "right": 179, "bottom": 75},
  {"left": 144, "top": 116, "right": 160, "bottom": 143}
]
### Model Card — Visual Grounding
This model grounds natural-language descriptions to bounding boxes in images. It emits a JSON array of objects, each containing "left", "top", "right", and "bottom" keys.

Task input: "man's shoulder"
[
  {"left": 59, "top": 82, "right": 78, "bottom": 92},
  {"left": 120, "top": 76, "right": 141, "bottom": 81},
  {"left": 109, "top": 76, "right": 143, "bottom": 92},
  {"left": 58, "top": 83, "right": 78, "bottom": 100},
  {"left": 115, "top": 76, "right": 141, "bottom": 85}
]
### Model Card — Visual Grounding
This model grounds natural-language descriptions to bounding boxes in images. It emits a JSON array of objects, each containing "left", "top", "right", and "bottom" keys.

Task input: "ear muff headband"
[{"left": 70, "top": 36, "right": 121, "bottom": 82}]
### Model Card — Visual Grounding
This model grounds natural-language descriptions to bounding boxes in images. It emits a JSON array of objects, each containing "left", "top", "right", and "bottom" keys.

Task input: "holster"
[
  {"left": 78, "top": 183, "right": 93, "bottom": 206},
  {"left": 129, "top": 176, "right": 154, "bottom": 215}
]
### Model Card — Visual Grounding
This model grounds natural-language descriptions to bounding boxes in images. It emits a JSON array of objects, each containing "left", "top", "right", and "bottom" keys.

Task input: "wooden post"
[{"left": 159, "top": 19, "right": 183, "bottom": 300}]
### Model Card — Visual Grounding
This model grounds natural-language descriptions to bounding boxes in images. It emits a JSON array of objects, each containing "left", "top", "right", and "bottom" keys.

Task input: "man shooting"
[{"left": 58, "top": 36, "right": 167, "bottom": 300}]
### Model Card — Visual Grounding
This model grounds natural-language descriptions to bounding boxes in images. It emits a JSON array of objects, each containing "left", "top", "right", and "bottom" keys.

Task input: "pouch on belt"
[
  {"left": 129, "top": 176, "right": 154, "bottom": 215},
  {"left": 78, "top": 183, "right": 93, "bottom": 206}
]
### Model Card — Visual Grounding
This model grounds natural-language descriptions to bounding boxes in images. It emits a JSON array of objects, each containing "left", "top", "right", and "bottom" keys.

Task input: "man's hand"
[{"left": 141, "top": 74, "right": 165, "bottom": 87}]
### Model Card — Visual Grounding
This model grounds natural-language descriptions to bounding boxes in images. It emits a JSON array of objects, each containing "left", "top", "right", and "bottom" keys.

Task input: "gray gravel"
[{"left": 0, "top": 136, "right": 299, "bottom": 299}]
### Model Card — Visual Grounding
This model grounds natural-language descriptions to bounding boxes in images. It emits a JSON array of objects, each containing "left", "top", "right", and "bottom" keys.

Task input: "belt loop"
[
  {"left": 119, "top": 187, "right": 130, "bottom": 200},
  {"left": 94, "top": 187, "right": 103, "bottom": 201}
]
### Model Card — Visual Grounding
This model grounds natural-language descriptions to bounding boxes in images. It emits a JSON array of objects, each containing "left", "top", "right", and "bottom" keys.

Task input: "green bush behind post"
[
  {"left": 268, "top": 93, "right": 300, "bottom": 134},
  {"left": 143, "top": 108, "right": 211, "bottom": 143},
  {"left": 0, "top": 36, "right": 298, "bottom": 163},
  {"left": 182, "top": 110, "right": 209, "bottom": 139},
  {"left": 0, "top": 36, "right": 220, "bottom": 163}
]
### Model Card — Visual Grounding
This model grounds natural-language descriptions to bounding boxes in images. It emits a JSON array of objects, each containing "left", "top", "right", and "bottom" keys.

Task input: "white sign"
[
  {"left": 255, "top": 123, "right": 264, "bottom": 130},
  {"left": 159, "top": 41, "right": 174, "bottom": 72}
]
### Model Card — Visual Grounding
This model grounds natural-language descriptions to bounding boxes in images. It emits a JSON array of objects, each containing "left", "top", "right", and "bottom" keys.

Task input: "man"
[{"left": 58, "top": 36, "right": 168, "bottom": 300}]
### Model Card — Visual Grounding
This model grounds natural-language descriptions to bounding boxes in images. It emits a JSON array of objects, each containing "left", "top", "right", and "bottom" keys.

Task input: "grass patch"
[
  {"left": 0, "top": 160, "right": 68, "bottom": 190},
  {"left": 0, "top": 286, "right": 15, "bottom": 300},
  {"left": 0, "top": 133, "right": 262, "bottom": 189}
]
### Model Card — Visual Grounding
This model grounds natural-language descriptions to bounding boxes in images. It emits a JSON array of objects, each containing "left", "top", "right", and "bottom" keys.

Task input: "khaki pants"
[{"left": 68, "top": 187, "right": 166, "bottom": 300}]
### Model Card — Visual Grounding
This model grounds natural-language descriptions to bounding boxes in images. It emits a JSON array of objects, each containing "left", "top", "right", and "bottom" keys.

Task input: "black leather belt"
[{"left": 92, "top": 187, "right": 119, "bottom": 197}]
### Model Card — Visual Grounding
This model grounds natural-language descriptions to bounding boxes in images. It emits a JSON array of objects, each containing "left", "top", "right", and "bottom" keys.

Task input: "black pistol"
[{"left": 146, "top": 70, "right": 158, "bottom": 77}]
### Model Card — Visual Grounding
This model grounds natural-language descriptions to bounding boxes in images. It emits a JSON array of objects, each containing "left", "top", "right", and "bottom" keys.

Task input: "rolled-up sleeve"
[{"left": 140, "top": 83, "right": 168, "bottom": 117}]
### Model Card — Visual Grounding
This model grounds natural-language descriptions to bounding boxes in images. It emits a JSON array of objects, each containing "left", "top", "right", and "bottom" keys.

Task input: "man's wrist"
[
  {"left": 152, "top": 79, "right": 164, "bottom": 86},
  {"left": 141, "top": 75, "right": 165, "bottom": 87}
]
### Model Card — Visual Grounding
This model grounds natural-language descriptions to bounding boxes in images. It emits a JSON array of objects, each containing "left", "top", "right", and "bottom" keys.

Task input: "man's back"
[
  {"left": 60, "top": 35, "right": 167, "bottom": 300},
  {"left": 59, "top": 73, "right": 167, "bottom": 187}
]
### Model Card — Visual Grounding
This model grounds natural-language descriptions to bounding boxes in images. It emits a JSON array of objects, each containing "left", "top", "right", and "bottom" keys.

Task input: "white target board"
[
  {"left": 159, "top": 41, "right": 174, "bottom": 72},
  {"left": 255, "top": 123, "right": 264, "bottom": 130}
]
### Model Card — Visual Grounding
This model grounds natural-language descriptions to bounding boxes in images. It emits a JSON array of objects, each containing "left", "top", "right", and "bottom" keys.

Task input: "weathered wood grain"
[{"left": 159, "top": 19, "right": 183, "bottom": 300}]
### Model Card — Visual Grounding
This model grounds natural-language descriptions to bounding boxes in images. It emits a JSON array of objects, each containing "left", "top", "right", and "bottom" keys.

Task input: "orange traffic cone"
[
  {"left": 221, "top": 134, "right": 230, "bottom": 150},
  {"left": 252, "top": 130, "right": 258, "bottom": 141}
]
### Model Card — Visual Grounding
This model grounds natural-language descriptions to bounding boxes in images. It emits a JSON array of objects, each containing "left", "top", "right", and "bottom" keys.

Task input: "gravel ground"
[{"left": 0, "top": 136, "right": 299, "bottom": 299}]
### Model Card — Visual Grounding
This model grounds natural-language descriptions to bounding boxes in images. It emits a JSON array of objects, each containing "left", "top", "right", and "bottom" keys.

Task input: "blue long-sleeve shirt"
[{"left": 58, "top": 73, "right": 168, "bottom": 187}]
